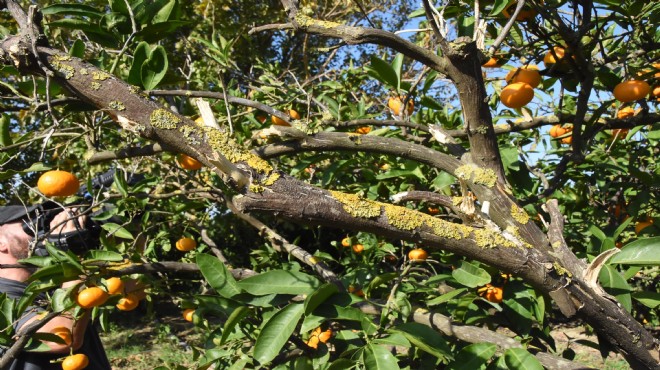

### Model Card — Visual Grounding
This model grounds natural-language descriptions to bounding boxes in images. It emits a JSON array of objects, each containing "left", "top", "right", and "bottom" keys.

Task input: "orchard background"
[{"left": 0, "top": 0, "right": 658, "bottom": 369}]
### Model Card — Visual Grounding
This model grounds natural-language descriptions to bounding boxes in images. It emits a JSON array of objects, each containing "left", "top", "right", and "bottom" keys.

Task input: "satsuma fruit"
[
  {"left": 37, "top": 170, "right": 79, "bottom": 197},
  {"left": 62, "top": 353, "right": 89, "bottom": 370},
  {"left": 177, "top": 154, "right": 202, "bottom": 170},
  {"left": 500, "top": 82, "right": 534, "bottom": 108},
  {"left": 505, "top": 65, "right": 541, "bottom": 88},
  {"left": 408, "top": 248, "right": 428, "bottom": 261},
  {"left": 76, "top": 287, "right": 109, "bottom": 309},
  {"left": 175, "top": 237, "right": 197, "bottom": 252},
  {"left": 388, "top": 96, "right": 414, "bottom": 116},
  {"left": 106, "top": 277, "right": 124, "bottom": 295},
  {"left": 613, "top": 80, "right": 651, "bottom": 103}
]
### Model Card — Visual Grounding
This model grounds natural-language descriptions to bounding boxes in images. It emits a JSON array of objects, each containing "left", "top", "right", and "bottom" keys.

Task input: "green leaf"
[
  {"left": 304, "top": 283, "right": 339, "bottom": 315},
  {"left": 391, "top": 53, "right": 404, "bottom": 92},
  {"left": 196, "top": 254, "right": 241, "bottom": 298},
  {"left": 101, "top": 222, "right": 134, "bottom": 239},
  {"left": 128, "top": 42, "right": 150, "bottom": 86},
  {"left": 452, "top": 261, "right": 491, "bottom": 288},
  {"left": 237, "top": 270, "right": 320, "bottom": 296},
  {"left": 490, "top": 0, "right": 510, "bottom": 15},
  {"left": 391, "top": 322, "right": 452, "bottom": 360},
  {"left": 254, "top": 303, "right": 304, "bottom": 365},
  {"left": 609, "top": 237, "right": 660, "bottom": 265},
  {"left": 366, "top": 55, "right": 399, "bottom": 89},
  {"left": 41, "top": 4, "right": 103, "bottom": 18},
  {"left": 427, "top": 288, "right": 467, "bottom": 306},
  {"left": 503, "top": 348, "right": 543, "bottom": 370},
  {"left": 447, "top": 342, "right": 497, "bottom": 370},
  {"left": 632, "top": 291, "right": 660, "bottom": 309},
  {"left": 134, "top": 21, "right": 190, "bottom": 43},
  {"left": 141, "top": 45, "right": 168, "bottom": 90},
  {"left": 364, "top": 343, "right": 401, "bottom": 370},
  {"left": 220, "top": 306, "right": 250, "bottom": 345},
  {"left": 599, "top": 265, "right": 632, "bottom": 312},
  {"left": 152, "top": 0, "right": 177, "bottom": 23},
  {"left": 85, "top": 250, "right": 124, "bottom": 262},
  {"left": 113, "top": 169, "right": 129, "bottom": 198},
  {"left": 0, "top": 114, "right": 12, "bottom": 147}
]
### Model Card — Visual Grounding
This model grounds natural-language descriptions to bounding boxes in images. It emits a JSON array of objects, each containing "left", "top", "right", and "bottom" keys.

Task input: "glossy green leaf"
[
  {"left": 364, "top": 343, "right": 400, "bottom": 370},
  {"left": 366, "top": 55, "right": 398, "bottom": 89},
  {"left": 254, "top": 303, "right": 304, "bottom": 365},
  {"left": 196, "top": 254, "right": 241, "bottom": 298},
  {"left": 141, "top": 45, "right": 168, "bottom": 90},
  {"left": 446, "top": 342, "right": 497, "bottom": 370},
  {"left": 599, "top": 265, "right": 632, "bottom": 312},
  {"left": 101, "top": 222, "right": 134, "bottom": 239},
  {"left": 427, "top": 288, "right": 467, "bottom": 306},
  {"left": 304, "top": 283, "right": 339, "bottom": 315},
  {"left": 391, "top": 322, "right": 452, "bottom": 360},
  {"left": 237, "top": 270, "right": 319, "bottom": 296},
  {"left": 41, "top": 4, "right": 103, "bottom": 18},
  {"left": 85, "top": 250, "right": 124, "bottom": 262},
  {"left": 0, "top": 114, "right": 12, "bottom": 147},
  {"left": 609, "top": 237, "right": 660, "bottom": 265},
  {"left": 152, "top": 0, "right": 177, "bottom": 23},
  {"left": 128, "top": 42, "right": 150, "bottom": 86},
  {"left": 220, "top": 306, "right": 250, "bottom": 345},
  {"left": 503, "top": 348, "right": 543, "bottom": 370},
  {"left": 632, "top": 291, "right": 660, "bottom": 309},
  {"left": 452, "top": 261, "right": 491, "bottom": 288}
]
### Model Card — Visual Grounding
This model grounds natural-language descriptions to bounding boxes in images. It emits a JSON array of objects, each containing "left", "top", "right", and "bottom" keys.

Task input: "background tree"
[{"left": 0, "top": 0, "right": 658, "bottom": 369}]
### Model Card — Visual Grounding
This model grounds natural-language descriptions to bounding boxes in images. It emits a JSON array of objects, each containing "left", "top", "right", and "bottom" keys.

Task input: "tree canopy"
[{"left": 0, "top": 0, "right": 658, "bottom": 369}]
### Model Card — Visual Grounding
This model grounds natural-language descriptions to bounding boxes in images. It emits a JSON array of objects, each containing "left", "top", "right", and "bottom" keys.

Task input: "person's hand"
[{"left": 49, "top": 208, "right": 87, "bottom": 234}]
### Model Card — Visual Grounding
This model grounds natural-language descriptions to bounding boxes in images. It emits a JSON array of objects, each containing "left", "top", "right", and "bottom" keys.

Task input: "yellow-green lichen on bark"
[
  {"left": 383, "top": 204, "right": 427, "bottom": 230},
  {"left": 510, "top": 204, "right": 530, "bottom": 225},
  {"left": 91, "top": 82, "right": 101, "bottom": 90},
  {"left": 473, "top": 228, "right": 517, "bottom": 248},
  {"left": 150, "top": 108, "right": 180, "bottom": 129},
  {"left": 455, "top": 164, "right": 497, "bottom": 187},
  {"left": 553, "top": 261, "right": 572, "bottom": 278},
  {"left": 80, "top": 68, "right": 89, "bottom": 75},
  {"left": 202, "top": 126, "right": 273, "bottom": 174},
  {"left": 330, "top": 191, "right": 381, "bottom": 218},
  {"left": 49, "top": 59, "right": 75, "bottom": 79},
  {"left": 262, "top": 172, "right": 280, "bottom": 186},
  {"left": 294, "top": 13, "right": 341, "bottom": 28},
  {"left": 452, "top": 196, "right": 463, "bottom": 206},
  {"left": 92, "top": 70, "right": 112, "bottom": 81},
  {"left": 108, "top": 101, "right": 126, "bottom": 111}
]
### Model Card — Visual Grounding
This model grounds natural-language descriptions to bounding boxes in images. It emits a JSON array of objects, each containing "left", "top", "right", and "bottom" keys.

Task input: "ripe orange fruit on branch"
[
  {"left": 50, "top": 326, "right": 72, "bottom": 346},
  {"left": 616, "top": 107, "right": 635, "bottom": 119},
  {"left": 183, "top": 308, "right": 195, "bottom": 322},
  {"left": 500, "top": 82, "right": 534, "bottom": 108},
  {"left": 106, "top": 277, "right": 124, "bottom": 295},
  {"left": 635, "top": 217, "right": 654, "bottom": 234},
  {"left": 408, "top": 248, "right": 428, "bottom": 261},
  {"left": 37, "top": 170, "right": 79, "bottom": 197},
  {"left": 116, "top": 293, "right": 140, "bottom": 311},
  {"left": 613, "top": 80, "right": 651, "bottom": 103},
  {"left": 502, "top": 5, "right": 537, "bottom": 22},
  {"left": 175, "top": 237, "right": 197, "bottom": 252},
  {"left": 271, "top": 109, "right": 300, "bottom": 126},
  {"left": 505, "top": 65, "right": 541, "bottom": 88},
  {"left": 62, "top": 353, "right": 89, "bottom": 370},
  {"left": 482, "top": 57, "right": 500, "bottom": 68},
  {"left": 177, "top": 154, "right": 202, "bottom": 170},
  {"left": 318, "top": 329, "right": 333, "bottom": 343},
  {"left": 76, "top": 287, "right": 109, "bottom": 309},
  {"left": 341, "top": 237, "right": 351, "bottom": 247},
  {"left": 549, "top": 124, "right": 568, "bottom": 138},
  {"left": 356, "top": 126, "right": 372, "bottom": 134},
  {"left": 478, "top": 284, "right": 503, "bottom": 303},
  {"left": 543, "top": 46, "right": 567, "bottom": 66},
  {"left": 388, "top": 96, "right": 414, "bottom": 116},
  {"left": 352, "top": 244, "right": 364, "bottom": 254}
]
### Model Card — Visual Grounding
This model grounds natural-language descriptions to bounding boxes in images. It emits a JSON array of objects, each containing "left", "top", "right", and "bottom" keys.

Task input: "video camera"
[{"left": 23, "top": 169, "right": 143, "bottom": 256}]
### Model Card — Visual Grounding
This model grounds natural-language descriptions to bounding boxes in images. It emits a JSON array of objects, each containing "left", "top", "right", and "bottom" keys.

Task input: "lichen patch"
[
  {"left": 330, "top": 191, "right": 381, "bottom": 218},
  {"left": 150, "top": 108, "right": 180, "bottom": 129},
  {"left": 108, "top": 101, "right": 126, "bottom": 111},
  {"left": 510, "top": 204, "right": 530, "bottom": 225},
  {"left": 455, "top": 164, "right": 497, "bottom": 187}
]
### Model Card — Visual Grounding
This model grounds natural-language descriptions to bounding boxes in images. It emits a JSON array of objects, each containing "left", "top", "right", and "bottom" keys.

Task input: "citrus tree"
[{"left": 0, "top": 0, "right": 658, "bottom": 369}]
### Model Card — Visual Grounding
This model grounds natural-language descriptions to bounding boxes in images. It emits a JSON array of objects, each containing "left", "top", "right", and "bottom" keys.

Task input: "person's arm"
[{"left": 22, "top": 208, "right": 92, "bottom": 353}]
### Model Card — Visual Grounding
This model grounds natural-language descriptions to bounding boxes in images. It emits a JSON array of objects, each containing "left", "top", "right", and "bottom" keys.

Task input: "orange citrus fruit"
[
  {"left": 341, "top": 237, "right": 351, "bottom": 247},
  {"left": 543, "top": 46, "right": 567, "bottom": 66},
  {"left": 635, "top": 218, "right": 653, "bottom": 234},
  {"left": 306, "top": 334, "right": 320, "bottom": 349},
  {"left": 271, "top": 109, "right": 299, "bottom": 126},
  {"left": 427, "top": 207, "right": 440, "bottom": 215},
  {"left": 50, "top": 326, "right": 72, "bottom": 346},
  {"left": 408, "top": 248, "right": 428, "bottom": 261},
  {"left": 613, "top": 80, "right": 651, "bottom": 103},
  {"left": 177, "top": 154, "right": 203, "bottom": 170},
  {"left": 500, "top": 82, "right": 534, "bottom": 109},
  {"left": 352, "top": 244, "right": 364, "bottom": 254},
  {"left": 116, "top": 293, "right": 140, "bottom": 311},
  {"left": 388, "top": 97, "right": 414, "bottom": 116},
  {"left": 106, "top": 277, "right": 124, "bottom": 295},
  {"left": 356, "top": 126, "right": 372, "bottom": 134},
  {"left": 482, "top": 57, "right": 500, "bottom": 68},
  {"left": 505, "top": 65, "right": 541, "bottom": 88},
  {"left": 183, "top": 308, "right": 195, "bottom": 322},
  {"left": 175, "top": 237, "right": 197, "bottom": 252},
  {"left": 318, "top": 329, "right": 333, "bottom": 343},
  {"left": 561, "top": 135, "right": 573, "bottom": 144},
  {"left": 652, "top": 85, "right": 660, "bottom": 100},
  {"left": 549, "top": 124, "right": 568, "bottom": 138},
  {"left": 76, "top": 287, "right": 109, "bottom": 309},
  {"left": 62, "top": 353, "right": 89, "bottom": 370},
  {"left": 37, "top": 170, "right": 79, "bottom": 197},
  {"left": 611, "top": 128, "right": 629, "bottom": 140},
  {"left": 616, "top": 107, "right": 635, "bottom": 119},
  {"left": 478, "top": 284, "right": 503, "bottom": 303}
]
